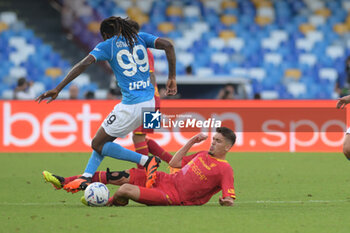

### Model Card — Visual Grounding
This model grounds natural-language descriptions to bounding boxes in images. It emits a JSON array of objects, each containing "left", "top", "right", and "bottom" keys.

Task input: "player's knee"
[
  {"left": 132, "top": 134, "right": 146, "bottom": 144},
  {"left": 132, "top": 134, "right": 137, "bottom": 144},
  {"left": 91, "top": 138, "right": 103, "bottom": 154},
  {"left": 117, "top": 184, "right": 134, "bottom": 198}
]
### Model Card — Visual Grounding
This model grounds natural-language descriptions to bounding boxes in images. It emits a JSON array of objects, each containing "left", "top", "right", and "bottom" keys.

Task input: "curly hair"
[{"left": 100, "top": 16, "right": 138, "bottom": 49}]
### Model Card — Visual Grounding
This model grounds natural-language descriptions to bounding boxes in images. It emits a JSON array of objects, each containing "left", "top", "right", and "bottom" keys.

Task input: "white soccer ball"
[{"left": 84, "top": 182, "right": 110, "bottom": 207}]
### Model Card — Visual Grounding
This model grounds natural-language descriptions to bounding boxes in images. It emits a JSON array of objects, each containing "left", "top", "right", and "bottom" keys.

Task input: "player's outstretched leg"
[
  {"left": 80, "top": 168, "right": 131, "bottom": 206},
  {"left": 106, "top": 168, "right": 130, "bottom": 185},
  {"left": 42, "top": 171, "right": 65, "bottom": 190},
  {"left": 101, "top": 142, "right": 161, "bottom": 188},
  {"left": 64, "top": 135, "right": 160, "bottom": 192},
  {"left": 63, "top": 127, "right": 115, "bottom": 193},
  {"left": 44, "top": 169, "right": 120, "bottom": 194},
  {"left": 63, "top": 176, "right": 92, "bottom": 193},
  {"left": 146, "top": 138, "right": 180, "bottom": 174},
  {"left": 144, "top": 156, "right": 161, "bottom": 188},
  {"left": 63, "top": 150, "right": 104, "bottom": 193},
  {"left": 132, "top": 133, "right": 149, "bottom": 169},
  {"left": 107, "top": 184, "right": 170, "bottom": 206},
  {"left": 147, "top": 138, "right": 173, "bottom": 163}
]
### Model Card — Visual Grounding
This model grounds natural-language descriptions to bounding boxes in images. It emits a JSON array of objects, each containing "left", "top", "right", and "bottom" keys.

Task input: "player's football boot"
[
  {"left": 42, "top": 171, "right": 64, "bottom": 190},
  {"left": 81, "top": 196, "right": 88, "bottom": 206},
  {"left": 63, "top": 176, "right": 92, "bottom": 193},
  {"left": 144, "top": 156, "right": 161, "bottom": 188}
]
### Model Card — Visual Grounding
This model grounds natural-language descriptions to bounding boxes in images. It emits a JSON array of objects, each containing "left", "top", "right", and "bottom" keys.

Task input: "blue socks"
[
  {"left": 83, "top": 142, "right": 146, "bottom": 177},
  {"left": 84, "top": 150, "right": 104, "bottom": 176},
  {"left": 101, "top": 142, "right": 142, "bottom": 164}
]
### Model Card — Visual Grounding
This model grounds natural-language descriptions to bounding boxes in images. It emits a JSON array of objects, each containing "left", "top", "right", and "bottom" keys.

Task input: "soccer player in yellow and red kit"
[
  {"left": 44, "top": 127, "right": 236, "bottom": 206},
  {"left": 115, "top": 127, "right": 236, "bottom": 206}
]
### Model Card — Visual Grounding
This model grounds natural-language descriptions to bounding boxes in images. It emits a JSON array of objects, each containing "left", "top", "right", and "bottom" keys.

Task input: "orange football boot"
[
  {"left": 63, "top": 176, "right": 91, "bottom": 193},
  {"left": 144, "top": 156, "right": 161, "bottom": 188}
]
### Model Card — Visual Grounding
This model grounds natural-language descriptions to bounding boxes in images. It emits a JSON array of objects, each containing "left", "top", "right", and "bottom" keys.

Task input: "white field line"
[
  {"left": 0, "top": 202, "right": 79, "bottom": 206},
  {"left": 209, "top": 199, "right": 349, "bottom": 204},
  {"left": 0, "top": 199, "right": 348, "bottom": 206}
]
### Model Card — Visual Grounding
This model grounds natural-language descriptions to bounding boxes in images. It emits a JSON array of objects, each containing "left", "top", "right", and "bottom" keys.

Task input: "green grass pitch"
[{"left": 0, "top": 152, "right": 350, "bottom": 233}]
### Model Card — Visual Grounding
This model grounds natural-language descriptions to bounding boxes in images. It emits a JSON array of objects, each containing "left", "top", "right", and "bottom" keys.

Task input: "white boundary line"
[
  {"left": 0, "top": 200, "right": 348, "bottom": 206},
  {"left": 0, "top": 203, "right": 79, "bottom": 206},
  {"left": 209, "top": 199, "right": 349, "bottom": 204},
  {"left": 236, "top": 200, "right": 349, "bottom": 204}
]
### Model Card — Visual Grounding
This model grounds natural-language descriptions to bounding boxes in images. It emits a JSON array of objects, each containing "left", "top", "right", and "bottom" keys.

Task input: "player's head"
[
  {"left": 209, "top": 127, "right": 236, "bottom": 157},
  {"left": 100, "top": 16, "right": 138, "bottom": 48},
  {"left": 69, "top": 84, "right": 79, "bottom": 100},
  {"left": 127, "top": 19, "right": 140, "bottom": 32},
  {"left": 17, "top": 77, "right": 28, "bottom": 88}
]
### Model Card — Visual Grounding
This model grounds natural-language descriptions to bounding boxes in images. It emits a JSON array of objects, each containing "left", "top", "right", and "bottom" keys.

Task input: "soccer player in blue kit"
[{"left": 37, "top": 16, "right": 177, "bottom": 192}]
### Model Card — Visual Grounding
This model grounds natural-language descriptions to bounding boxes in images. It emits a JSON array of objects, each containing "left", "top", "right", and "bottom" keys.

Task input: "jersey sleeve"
[
  {"left": 89, "top": 40, "right": 112, "bottom": 62},
  {"left": 181, "top": 152, "right": 201, "bottom": 167},
  {"left": 138, "top": 32, "right": 158, "bottom": 49},
  {"left": 220, "top": 165, "right": 236, "bottom": 199},
  {"left": 147, "top": 49, "right": 155, "bottom": 72}
]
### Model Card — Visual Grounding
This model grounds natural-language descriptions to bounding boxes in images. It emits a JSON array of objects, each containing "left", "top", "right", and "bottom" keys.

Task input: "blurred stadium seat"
[
  {"left": 0, "top": 10, "right": 113, "bottom": 99},
  {"left": 3, "top": 0, "right": 350, "bottom": 99}
]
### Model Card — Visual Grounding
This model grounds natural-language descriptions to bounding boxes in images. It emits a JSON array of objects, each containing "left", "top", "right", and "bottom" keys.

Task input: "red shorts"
[
  {"left": 133, "top": 95, "right": 160, "bottom": 135},
  {"left": 129, "top": 168, "right": 181, "bottom": 206}
]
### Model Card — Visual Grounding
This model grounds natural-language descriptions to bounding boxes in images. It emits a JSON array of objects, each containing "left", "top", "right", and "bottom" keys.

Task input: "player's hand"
[
  {"left": 166, "top": 79, "right": 177, "bottom": 96},
  {"left": 192, "top": 133, "right": 208, "bottom": 143},
  {"left": 219, "top": 197, "right": 234, "bottom": 206},
  {"left": 337, "top": 95, "right": 350, "bottom": 109},
  {"left": 36, "top": 89, "right": 59, "bottom": 104}
]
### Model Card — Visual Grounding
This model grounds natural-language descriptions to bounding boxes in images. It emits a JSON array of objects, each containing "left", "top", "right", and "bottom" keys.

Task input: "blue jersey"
[{"left": 89, "top": 32, "right": 158, "bottom": 104}]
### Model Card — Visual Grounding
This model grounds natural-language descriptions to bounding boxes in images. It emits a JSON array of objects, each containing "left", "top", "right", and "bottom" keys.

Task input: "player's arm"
[
  {"left": 336, "top": 94, "right": 350, "bottom": 109},
  {"left": 169, "top": 133, "right": 208, "bottom": 168},
  {"left": 36, "top": 40, "right": 110, "bottom": 104},
  {"left": 219, "top": 165, "right": 235, "bottom": 207},
  {"left": 219, "top": 196, "right": 234, "bottom": 206},
  {"left": 150, "top": 70, "right": 156, "bottom": 87},
  {"left": 147, "top": 49, "right": 157, "bottom": 87},
  {"left": 155, "top": 38, "right": 177, "bottom": 96},
  {"left": 36, "top": 55, "right": 95, "bottom": 103},
  {"left": 139, "top": 33, "right": 176, "bottom": 95}
]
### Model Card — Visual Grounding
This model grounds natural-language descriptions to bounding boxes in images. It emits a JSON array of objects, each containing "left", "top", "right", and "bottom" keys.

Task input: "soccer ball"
[{"left": 84, "top": 182, "right": 110, "bottom": 207}]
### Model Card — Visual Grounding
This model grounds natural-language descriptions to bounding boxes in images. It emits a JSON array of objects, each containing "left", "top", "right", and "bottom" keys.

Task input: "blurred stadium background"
[
  {"left": 1, "top": 3, "right": 350, "bottom": 232},
  {"left": 2, "top": 0, "right": 350, "bottom": 100}
]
